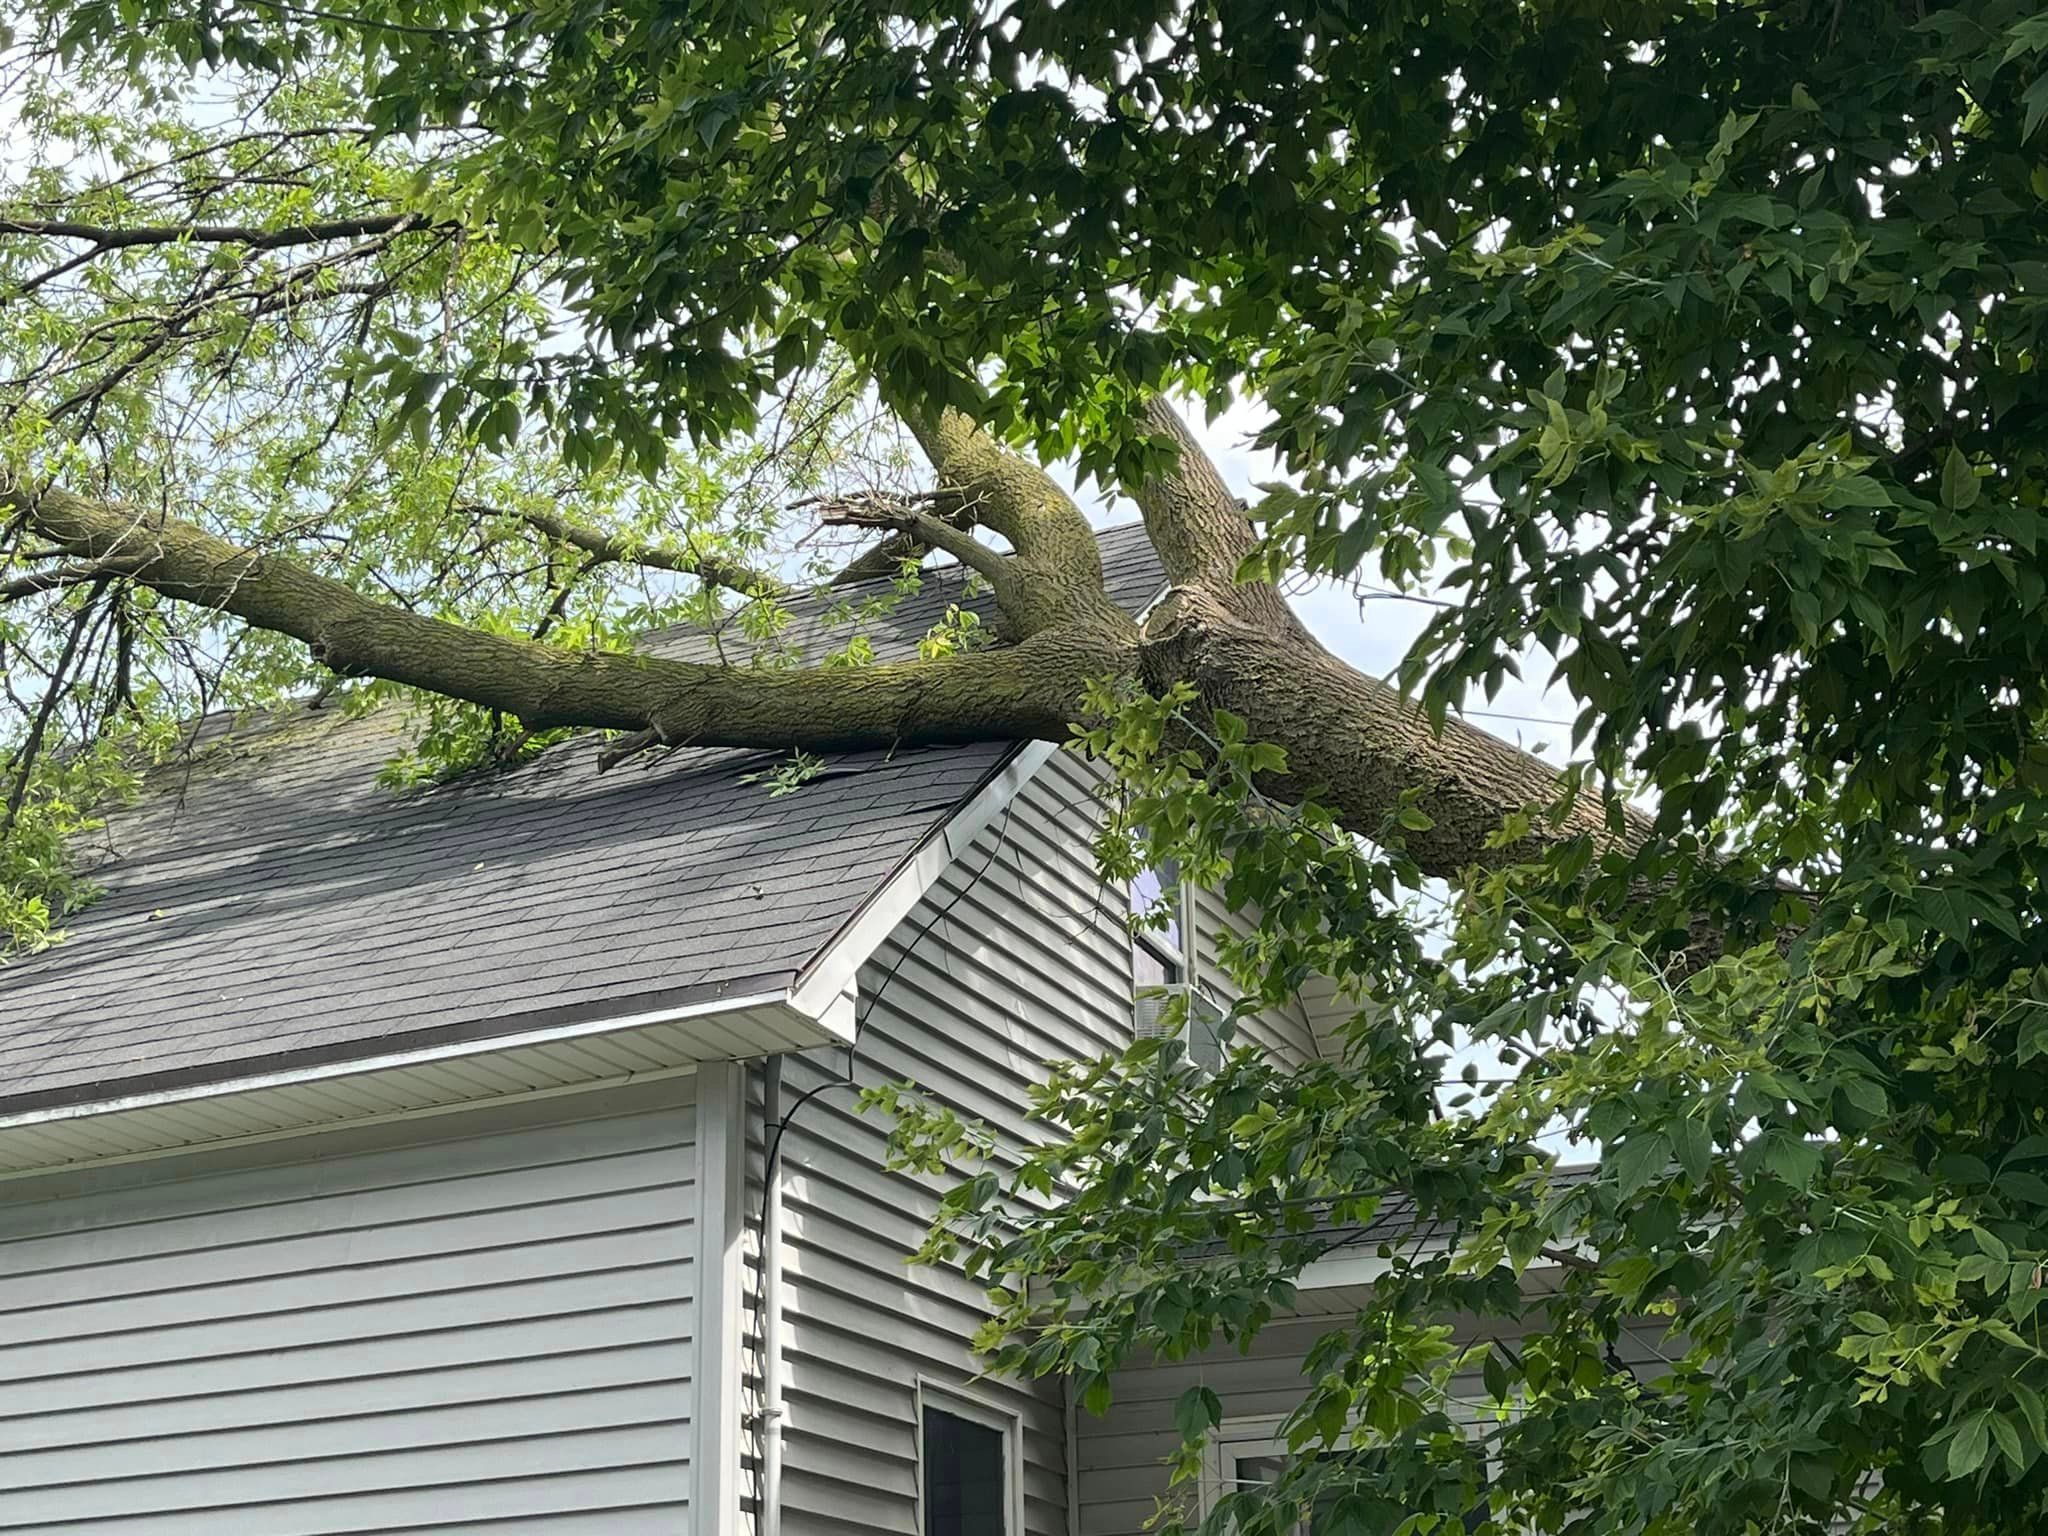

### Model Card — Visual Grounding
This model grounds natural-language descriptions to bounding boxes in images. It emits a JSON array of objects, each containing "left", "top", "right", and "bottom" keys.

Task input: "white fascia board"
[
  {"left": 0, "top": 987, "right": 789, "bottom": 1134},
  {"left": 785, "top": 738, "right": 1059, "bottom": 1020}
]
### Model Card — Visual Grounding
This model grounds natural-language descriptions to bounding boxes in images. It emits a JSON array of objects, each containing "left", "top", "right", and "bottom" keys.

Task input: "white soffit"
[{"left": 0, "top": 991, "right": 826, "bottom": 1180}]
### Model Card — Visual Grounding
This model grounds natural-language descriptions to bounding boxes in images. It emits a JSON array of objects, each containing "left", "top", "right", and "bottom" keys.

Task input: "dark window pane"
[
  {"left": 924, "top": 1405, "right": 1006, "bottom": 1536},
  {"left": 1236, "top": 1452, "right": 1286, "bottom": 1484}
]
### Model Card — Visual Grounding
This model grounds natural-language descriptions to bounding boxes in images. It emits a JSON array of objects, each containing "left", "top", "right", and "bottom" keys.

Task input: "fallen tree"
[{"left": 6, "top": 1, "right": 2048, "bottom": 1527}]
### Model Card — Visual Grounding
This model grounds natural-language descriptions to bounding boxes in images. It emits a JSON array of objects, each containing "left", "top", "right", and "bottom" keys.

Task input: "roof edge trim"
[
  {"left": 0, "top": 986, "right": 791, "bottom": 1136},
  {"left": 787, "top": 738, "right": 1061, "bottom": 1020}
]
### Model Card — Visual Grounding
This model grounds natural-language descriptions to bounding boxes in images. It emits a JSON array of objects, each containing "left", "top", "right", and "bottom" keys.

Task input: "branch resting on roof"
[
  {"left": 3, "top": 475, "right": 1108, "bottom": 757},
  {"left": 2, "top": 395, "right": 1644, "bottom": 890}
]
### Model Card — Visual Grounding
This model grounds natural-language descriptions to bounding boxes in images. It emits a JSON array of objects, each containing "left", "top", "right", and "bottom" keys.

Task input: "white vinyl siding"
[
  {"left": 764, "top": 749, "right": 1134, "bottom": 1536},
  {"left": 1187, "top": 882, "right": 1323, "bottom": 1067},
  {"left": 0, "top": 1087, "right": 698, "bottom": 1533},
  {"left": 761, "top": 748, "right": 1337, "bottom": 1535}
]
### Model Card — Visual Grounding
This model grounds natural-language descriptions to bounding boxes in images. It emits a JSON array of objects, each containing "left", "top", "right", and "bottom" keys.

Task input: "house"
[{"left": 0, "top": 524, "right": 1657, "bottom": 1534}]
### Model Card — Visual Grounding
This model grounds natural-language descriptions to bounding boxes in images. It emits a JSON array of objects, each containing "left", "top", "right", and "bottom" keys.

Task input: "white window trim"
[
  {"left": 914, "top": 1378, "right": 1025, "bottom": 1536},
  {"left": 1131, "top": 861, "right": 1197, "bottom": 985},
  {"left": 1199, "top": 1414, "right": 1295, "bottom": 1521}
]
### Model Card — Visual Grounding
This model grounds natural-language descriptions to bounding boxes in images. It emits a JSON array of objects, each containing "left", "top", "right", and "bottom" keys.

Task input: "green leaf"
[
  {"left": 1948, "top": 1410, "right": 1992, "bottom": 1479},
  {"left": 1990, "top": 1410, "right": 2027, "bottom": 1473},
  {"left": 1673, "top": 1114, "right": 1713, "bottom": 1184},
  {"left": 1612, "top": 1132, "right": 1670, "bottom": 1197},
  {"left": 1082, "top": 1374, "right": 1114, "bottom": 1418},
  {"left": 1483, "top": 1350, "right": 1511, "bottom": 1401},
  {"left": 1921, "top": 886, "right": 1975, "bottom": 945},
  {"left": 1941, "top": 447, "right": 1980, "bottom": 511},
  {"left": 2020, "top": 1008, "right": 2048, "bottom": 1064},
  {"left": 2011, "top": 1381, "right": 2047, "bottom": 1451},
  {"left": 2025, "top": 76, "right": 2048, "bottom": 144},
  {"left": 1173, "top": 1384, "right": 1222, "bottom": 1442},
  {"left": 1764, "top": 1134, "right": 1822, "bottom": 1188}
]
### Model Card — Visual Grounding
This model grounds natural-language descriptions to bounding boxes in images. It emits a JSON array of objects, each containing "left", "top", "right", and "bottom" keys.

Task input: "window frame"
[
  {"left": 1129, "top": 859, "right": 1195, "bottom": 990},
  {"left": 1199, "top": 1415, "right": 1295, "bottom": 1522},
  {"left": 914, "top": 1378, "right": 1025, "bottom": 1536},
  {"left": 1198, "top": 1415, "right": 1495, "bottom": 1533}
]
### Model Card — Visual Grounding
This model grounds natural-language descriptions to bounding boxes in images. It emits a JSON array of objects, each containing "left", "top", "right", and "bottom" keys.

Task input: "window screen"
[{"left": 923, "top": 1403, "right": 1008, "bottom": 1536}]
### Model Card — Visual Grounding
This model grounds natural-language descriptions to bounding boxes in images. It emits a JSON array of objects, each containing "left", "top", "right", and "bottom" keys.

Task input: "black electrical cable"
[
  {"left": 760, "top": 799, "right": 1016, "bottom": 1184},
  {"left": 745, "top": 800, "right": 1017, "bottom": 1522}
]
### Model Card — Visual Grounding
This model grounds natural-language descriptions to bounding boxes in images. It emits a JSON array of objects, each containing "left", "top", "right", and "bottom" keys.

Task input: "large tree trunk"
[{"left": 2, "top": 399, "right": 1627, "bottom": 881}]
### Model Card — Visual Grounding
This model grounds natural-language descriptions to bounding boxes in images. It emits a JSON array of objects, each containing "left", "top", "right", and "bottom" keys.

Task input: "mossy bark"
[{"left": 7, "top": 402, "right": 1628, "bottom": 884}]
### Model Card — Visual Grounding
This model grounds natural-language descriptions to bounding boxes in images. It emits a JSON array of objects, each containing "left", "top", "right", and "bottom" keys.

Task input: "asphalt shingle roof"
[{"left": 0, "top": 522, "right": 1164, "bottom": 1114}]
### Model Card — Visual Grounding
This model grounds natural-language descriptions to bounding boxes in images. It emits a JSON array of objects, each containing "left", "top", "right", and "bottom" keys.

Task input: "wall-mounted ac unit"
[{"left": 1133, "top": 984, "right": 1228, "bottom": 1073}]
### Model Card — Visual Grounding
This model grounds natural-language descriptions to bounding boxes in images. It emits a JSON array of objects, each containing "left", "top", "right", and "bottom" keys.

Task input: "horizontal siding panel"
[
  {"left": 0, "top": 1102, "right": 696, "bottom": 1531},
  {"left": 0, "top": 1111, "right": 694, "bottom": 1256},
  {"left": 2, "top": 1338, "right": 691, "bottom": 1450},
  {"left": 5, "top": 1462, "right": 690, "bottom": 1534},
  {"left": 8, "top": 1208, "right": 691, "bottom": 1343},
  {"left": 4, "top": 1301, "right": 689, "bottom": 1417},
  {"left": 0, "top": 1257, "right": 686, "bottom": 1382},
  {"left": 361, "top": 1503, "right": 693, "bottom": 1535},
  {"left": 0, "top": 1381, "right": 687, "bottom": 1492},
  {"left": 0, "top": 1152, "right": 692, "bottom": 1303},
  {"left": 7, "top": 1421, "right": 688, "bottom": 1523}
]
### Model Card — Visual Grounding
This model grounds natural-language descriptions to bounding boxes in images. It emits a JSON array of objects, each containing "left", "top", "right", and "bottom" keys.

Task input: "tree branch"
[
  {"left": 830, "top": 529, "right": 926, "bottom": 586},
  {"left": 899, "top": 407, "right": 1122, "bottom": 638},
  {"left": 1125, "top": 396, "right": 1290, "bottom": 627},
  {"left": 804, "top": 490, "right": 1021, "bottom": 608},
  {"left": 0, "top": 213, "right": 426, "bottom": 251},
  {"left": 0, "top": 556, "right": 149, "bottom": 602},
  {"left": 4, "top": 478, "right": 1107, "bottom": 755},
  {"left": 1122, "top": 398, "right": 1648, "bottom": 871},
  {"left": 476, "top": 503, "right": 789, "bottom": 600}
]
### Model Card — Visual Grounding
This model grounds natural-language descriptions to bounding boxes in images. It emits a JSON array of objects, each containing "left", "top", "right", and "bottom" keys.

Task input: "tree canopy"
[{"left": 6, "top": 0, "right": 2048, "bottom": 1528}]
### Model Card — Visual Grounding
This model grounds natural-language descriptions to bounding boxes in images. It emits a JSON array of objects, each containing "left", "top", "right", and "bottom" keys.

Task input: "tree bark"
[
  {"left": 2, "top": 480, "right": 1120, "bottom": 751},
  {"left": 3, "top": 395, "right": 1633, "bottom": 883}
]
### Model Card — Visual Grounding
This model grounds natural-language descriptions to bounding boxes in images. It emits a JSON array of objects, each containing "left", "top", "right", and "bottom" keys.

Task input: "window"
[
  {"left": 919, "top": 1386, "right": 1019, "bottom": 1536},
  {"left": 1130, "top": 859, "right": 1189, "bottom": 990},
  {"left": 1205, "top": 1428, "right": 1491, "bottom": 1534},
  {"left": 1130, "top": 861, "right": 1227, "bottom": 1071}
]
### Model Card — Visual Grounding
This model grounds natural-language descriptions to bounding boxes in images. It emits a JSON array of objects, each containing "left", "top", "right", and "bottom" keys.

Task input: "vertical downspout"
[{"left": 760, "top": 1054, "right": 787, "bottom": 1536}]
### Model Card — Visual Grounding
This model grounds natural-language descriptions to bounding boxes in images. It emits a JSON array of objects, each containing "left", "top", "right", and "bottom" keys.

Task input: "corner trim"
[{"left": 691, "top": 1060, "right": 747, "bottom": 1533}]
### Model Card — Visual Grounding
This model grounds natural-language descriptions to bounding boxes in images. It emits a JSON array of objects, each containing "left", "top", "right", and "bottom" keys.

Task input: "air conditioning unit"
[{"left": 1133, "top": 984, "right": 1228, "bottom": 1073}]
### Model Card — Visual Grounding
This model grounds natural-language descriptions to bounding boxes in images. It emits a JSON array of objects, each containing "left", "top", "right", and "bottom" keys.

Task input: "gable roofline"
[
  {"left": 788, "top": 738, "right": 1060, "bottom": 1018},
  {"left": 0, "top": 737, "right": 1066, "bottom": 1180}
]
